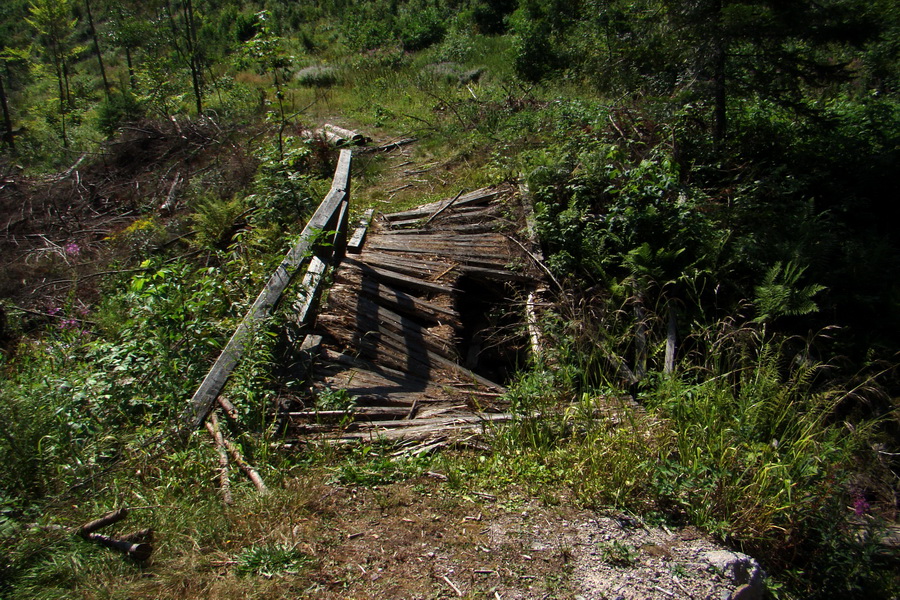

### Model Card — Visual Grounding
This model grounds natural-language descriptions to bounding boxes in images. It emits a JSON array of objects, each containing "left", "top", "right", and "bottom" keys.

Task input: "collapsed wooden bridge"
[{"left": 183, "top": 149, "right": 547, "bottom": 445}]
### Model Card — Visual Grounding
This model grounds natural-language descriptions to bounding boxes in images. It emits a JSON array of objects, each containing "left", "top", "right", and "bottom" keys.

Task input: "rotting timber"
[{"left": 287, "top": 184, "right": 547, "bottom": 445}]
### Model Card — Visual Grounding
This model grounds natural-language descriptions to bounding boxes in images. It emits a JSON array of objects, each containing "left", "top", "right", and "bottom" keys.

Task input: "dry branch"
[
  {"left": 223, "top": 437, "right": 268, "bottom": 495},
  {"left": 205, "top": 412, "right": 233, "bottom": 505}
]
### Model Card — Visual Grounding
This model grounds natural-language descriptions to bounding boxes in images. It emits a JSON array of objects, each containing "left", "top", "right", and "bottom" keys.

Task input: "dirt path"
[{"left": 210, "top": 477, "right": 763, "bottom": 600}]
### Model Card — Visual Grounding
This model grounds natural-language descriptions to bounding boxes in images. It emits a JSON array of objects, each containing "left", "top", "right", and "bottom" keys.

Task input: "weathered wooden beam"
[
  {"left": 332, "top": 148, "right": 352, "bottom": 193},
  {"left": 423, "top": 189, "right": 465, "bottom": 226},
  {"left": 330, "top": 197, "right": 350, "bottom": 261},
  {"left": 329, "top": 294, "right": 457, "bottom": 359},
  {"left": 459, "top": 265, "right": 536, "bottom": 283},
  {"left": 357, "top": 251, "right": 451, "bottom": 279},
  {"left": 284, "top": 407, "right": 411, "bottom": 420},
  {"left": 381, "top": 188, "right": 500, "bottom": 221},
  {"left": 346, "top": 278, "right": 461, "bottom": 325},
  {"left": 313, "top": 413, "right": 513, "bottom": 442},
  {"left": 347, "top": 208, "right": 375, "bottom": 253},
  {"left": 357, "top": 137, "right": 417, "bottom": 153},
  {"left": 179, "top": 150, "right": 352, "bottom": 438},
  {"left": 342, "top": 258, "right": 457, "bottom": 295},
  {"left": 292, "top": 256, "right": 328, "bottom": 325},
  {"left": 321, "top": 349, "right": 433, "bottom": 386}
]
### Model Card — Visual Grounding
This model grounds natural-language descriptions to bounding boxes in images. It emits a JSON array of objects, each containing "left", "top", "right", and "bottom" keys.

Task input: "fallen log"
[
  {"left": 76, "top": 508, "right": 154, "bottom": 562},
  {"left": 86, "top": 532, "right": 153, "bottom": 562},
  {"left": 324, "top": 123, "right": 368, "bottom": 145},
  {"left": 77, "top": 508, "right": 129, "bottom": 538}
]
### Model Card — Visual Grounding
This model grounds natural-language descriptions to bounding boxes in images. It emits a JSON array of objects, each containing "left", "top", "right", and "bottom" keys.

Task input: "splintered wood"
[{"left": 286, "top": 184, "right": 544, "bottom": 444}]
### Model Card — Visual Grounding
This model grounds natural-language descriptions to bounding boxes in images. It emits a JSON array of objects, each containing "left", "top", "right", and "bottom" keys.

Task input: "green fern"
[
  {"left": 192, "top": 195, "right": 247, "bottom": 250},
  {"left": 753, "top": 261, "right": 826, "bottom": 323}
]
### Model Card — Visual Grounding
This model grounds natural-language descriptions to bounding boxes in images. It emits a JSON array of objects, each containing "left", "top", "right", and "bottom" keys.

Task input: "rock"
[
  {"left": 731, "top": 583, "right": 763, "bottom": 600},
  {"left": 702, "top": 550, "right": 765, "bottom": 600}
]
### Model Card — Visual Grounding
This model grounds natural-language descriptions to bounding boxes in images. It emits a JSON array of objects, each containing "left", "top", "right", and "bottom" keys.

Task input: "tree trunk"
[
  {"left": 711, "top": 0, "right": 727, "bottom": 141},
  {"left": 0, "top": 75, "right": 14, "bottom": 150},
  {"left": 125, "top": 46, "right": 136, "bottom": 89},
  {"left": 84, "top": 0, "right": 110, "bottom": 99},
  {"left": 181, "top": 0, "right": 203, "bottom": 115},
  {"left": 54, "top": 57, "right": 68, "bottom": 148}
]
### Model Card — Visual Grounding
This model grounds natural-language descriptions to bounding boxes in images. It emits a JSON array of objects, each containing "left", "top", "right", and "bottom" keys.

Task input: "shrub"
[{"left": 96, "top": 92, "right": 145, "bottom": 136}]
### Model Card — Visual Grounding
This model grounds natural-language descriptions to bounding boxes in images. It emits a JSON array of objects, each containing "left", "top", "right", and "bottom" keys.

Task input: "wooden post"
[
  {"left": 347, "top": 209, "right": 375, "bottom": 253},
  {"left": 664, "top": 302, "right": 677, "bottom": 375}
]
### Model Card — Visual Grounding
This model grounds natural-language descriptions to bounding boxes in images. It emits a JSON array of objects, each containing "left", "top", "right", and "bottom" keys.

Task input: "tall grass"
[{"left": 465, "top": 304, "right": 897, "bottom": 598}]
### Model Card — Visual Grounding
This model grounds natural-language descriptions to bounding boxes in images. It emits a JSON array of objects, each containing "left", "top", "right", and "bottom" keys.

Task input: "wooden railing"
[{"left": 179, "top": 149, "right": 352, "bottom": 437}]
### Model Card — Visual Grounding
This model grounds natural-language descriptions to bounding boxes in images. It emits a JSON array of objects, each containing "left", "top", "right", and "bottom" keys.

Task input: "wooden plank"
[
  {"left": 459, "top": 265, "right": 536, "bottom": 283},
  {"left": 342, "top": 258, "right": 457, "bottom": 295},
  {"left": 297, "top": 334, "right": 323, "bottom": 378},
  {"left": 352, "top": 413, "right": 512, "bottom": 430},
  {"left": 321, "top": 349, "right": 434, "bottom": 386},
  {"left": 180, "top": 151, "right": 352, "bottom": 437},
  {"left": 332, "top": 148, "right": 352, "bottom": 193},
  {"left": 358, "top": 251, "right": 451, "bottom": 279},
  {"left": 368, "top": 232, "right": 509, "bottom": 245},
  {"left": 329, "top": 294, "right": 458, "bottom": 359},
  {"left": 284, "top": 407, "right": 411, "bottom": 420},
  {"left": 389, "top": 222, "right": 499, "bottom": 235},
  {"left": 331, "top": 279, "right": 461, "bottom": 326},
  {"left": 330, "top": 197, "right": 350, "bottom": 260},
  {"left": 423, "top": 189, "right": 464, "bottom": 226},
  {"left": 313, "top": 413, "right": 513, "bottom": 441},
  {"left": 347, "top": 208, "right": 374, "bottom": 253},
  {"left": 366, "top": 243, "right": 513, "bottom": 264},
  {"left": 381, "top": 188, "right": 500, "bottom": 221},
  {"left": 345, "top": 317, "right": 504, "bottom": 392}
]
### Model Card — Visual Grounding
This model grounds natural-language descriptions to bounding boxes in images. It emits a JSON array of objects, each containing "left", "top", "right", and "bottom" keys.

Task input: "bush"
[
  {"left": 294, "top": 65, "right": 339, "bottom": 88},
  {"left": 97, "top": 92, "right": 145, "bottom": 136}
]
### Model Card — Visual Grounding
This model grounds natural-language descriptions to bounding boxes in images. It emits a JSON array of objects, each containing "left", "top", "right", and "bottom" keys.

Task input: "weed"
[
  {"left": 330, "top": 443, "right": 432, "bottom": 487},
  {"left": 598, "top": 540, "right": 638, "bottom": 567},
  {"left": 234, "top": 543, "right": 311, "bottom": 578}
]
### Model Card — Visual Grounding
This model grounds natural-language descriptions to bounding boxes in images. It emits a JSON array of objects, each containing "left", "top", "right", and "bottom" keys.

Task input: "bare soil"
[{"left": 119, "top": 475, "right": 759, "bottom": 600}]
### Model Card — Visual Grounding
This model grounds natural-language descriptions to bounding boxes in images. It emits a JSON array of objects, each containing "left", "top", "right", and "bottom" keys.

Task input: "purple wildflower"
[
  {"left": 852, "top": 494, "right": 870, "bottom": 516},
  {"left": 47, "top": 307, "right": 62, "bottom": 316},
  {"left": 59, "top": 319, "right": 78, "bottom": 330},
  {"left": 64, "top": 242, "right": 81, "bottom": 256}
]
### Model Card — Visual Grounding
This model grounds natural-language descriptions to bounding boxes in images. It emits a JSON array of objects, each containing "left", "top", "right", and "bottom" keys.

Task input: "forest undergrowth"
[{"left": 1, "top": 1, "right": 899, "bottom": 598}]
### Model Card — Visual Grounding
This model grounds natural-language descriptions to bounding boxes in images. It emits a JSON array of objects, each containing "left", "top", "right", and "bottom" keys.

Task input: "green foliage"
[
  {"left": 234, "top": 543, "right": 311, "bottom": 578},
  {"left": 96, "top": 91, "right": 144, "bottom": 136},
  {"left": 246, "top": 136, "right": 322, "bottom": 229},
  {"left": 753, "top": 261, "right": 826, "bottom": 323},
  {"left": 192, "top": 193, "right": 247, "bottom": 250},
  {"left": 330, "top": 443, "right": 432, "bottom": 487},
  {"left": 599, "top": 540, "right": 638, "bottom": 567}
]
